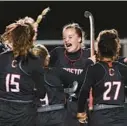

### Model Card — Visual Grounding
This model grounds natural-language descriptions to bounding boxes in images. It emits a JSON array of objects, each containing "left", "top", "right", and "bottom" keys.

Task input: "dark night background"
[{"left": 1, "top": 1, "right": 127, "bottom": 40}]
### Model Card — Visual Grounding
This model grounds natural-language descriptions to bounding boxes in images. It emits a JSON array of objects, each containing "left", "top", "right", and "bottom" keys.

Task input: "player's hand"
[
  {"left": 77, "top": 112, "right": 88, "bottom": 124},
  {"left": 124, "top": 58, "right": 127, "bottom": 63}
]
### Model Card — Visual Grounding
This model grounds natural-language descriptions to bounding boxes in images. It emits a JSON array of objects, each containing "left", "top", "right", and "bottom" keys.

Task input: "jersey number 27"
[{"left": 103, "top": 81, "right": 121, "bottom": 100}]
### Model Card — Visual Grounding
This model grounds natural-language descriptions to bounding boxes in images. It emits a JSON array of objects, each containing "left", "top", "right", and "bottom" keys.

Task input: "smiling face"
[{"left": 62, "top": 28, "right": 81, "bottom": 53}]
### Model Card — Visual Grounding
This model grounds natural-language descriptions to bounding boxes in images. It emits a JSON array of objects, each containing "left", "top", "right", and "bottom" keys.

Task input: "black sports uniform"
[
  {"left": 78, "top": 61, "right": 127, "bottom": 126},
  {"left": 50, "top": 46, "right": 93, "bottom": 126},
  {"left": 0, "top": 50, "right": 46, "bottom": 126},
  {"left": 118, "top": 57, "right": 127, "bottom": 126},
  {"left": 36, "top": 67, "right": 67, "bottom": 126},
  {"left": 49, "top": 46, "right": 91, "bottom": 68}
]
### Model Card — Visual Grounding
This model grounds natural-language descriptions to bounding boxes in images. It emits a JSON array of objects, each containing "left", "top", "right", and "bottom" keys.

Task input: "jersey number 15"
[{"left": 6, "top": 74, "right": 20, "bottom": 92}]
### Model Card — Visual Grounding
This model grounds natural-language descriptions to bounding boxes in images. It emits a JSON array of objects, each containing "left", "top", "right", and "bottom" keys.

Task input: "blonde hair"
[
  {"left": 62, "top": 23, "right": 85, "bottom": 48},
  {"left": 31, "top": 44, "right": 50, "bottom": 60}
]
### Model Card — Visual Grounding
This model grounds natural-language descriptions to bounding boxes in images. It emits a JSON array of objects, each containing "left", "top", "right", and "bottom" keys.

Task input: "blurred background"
[{"left": 1, "top": 1, "right": 127, "bottom": 56}]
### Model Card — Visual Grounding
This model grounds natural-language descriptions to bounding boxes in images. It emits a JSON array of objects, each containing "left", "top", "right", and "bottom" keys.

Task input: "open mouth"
[{"left": 66, "top": 43, "right": 72, "bottom": 47}]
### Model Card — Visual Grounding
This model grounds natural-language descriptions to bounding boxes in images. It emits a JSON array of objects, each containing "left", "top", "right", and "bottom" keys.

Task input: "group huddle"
[{"left": 0, "top": 16, "right": 127, "bottom": 126}]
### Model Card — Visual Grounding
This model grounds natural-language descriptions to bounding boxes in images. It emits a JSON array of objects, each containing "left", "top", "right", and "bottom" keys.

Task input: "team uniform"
[
  {"left": 78, "top": 61, "right": 127, "bottom": 126},
  {"left": 36, "top": 67, "right": 67, "bottom": 126},
  {"left": 0, "top": 50, "right": 46, "bottom": 126},
  {"left": 118, "top": 57, "right": 127, "bottom": 126},
  {"left": 50, "top": 46, "right": 93, "bottom": 126},
  {"left": 50, "top": 46, "right": 91, "bottom": 68}
]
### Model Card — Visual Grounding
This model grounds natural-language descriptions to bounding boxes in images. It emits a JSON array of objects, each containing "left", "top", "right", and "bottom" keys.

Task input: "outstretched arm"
[{"left": 77, "top": 66, "right": 94, "bottom": 123}]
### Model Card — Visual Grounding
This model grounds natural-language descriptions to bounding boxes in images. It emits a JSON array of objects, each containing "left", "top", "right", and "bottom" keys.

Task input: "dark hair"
[
  {"left": 1, "top": 17, "right": 36, "bottom": 58},
  {"left": 62, "top": 23, "right": 85, "bottom": 47},
  {"left": 96, "top": 29, "right": 121, "bottom": 61}
]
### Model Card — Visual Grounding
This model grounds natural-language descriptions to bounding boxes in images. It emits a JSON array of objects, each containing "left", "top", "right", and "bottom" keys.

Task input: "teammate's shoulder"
[
  {"left": 82, "top": 47, "right": 90, "bottom": 52},
  {"left": 44, "top": 67, "right": 62, "bottom": 87},
  {"left": 20, "top": 53, "right": 43, "bottom": 75},
  {"left": 23, "top": 53, "right": 42, "bottom": 67},
  {"left": 50, "top": 46, "right": 65, "bottom": 52},
  {"left": 114, "top": 61, "right": 127, "bottom": 67},
  {"left": 91, "top": 61, "right": 105, "bottom": 68},
  {"left": 82, "top": 47, "right": 90, "bottom": 57}
]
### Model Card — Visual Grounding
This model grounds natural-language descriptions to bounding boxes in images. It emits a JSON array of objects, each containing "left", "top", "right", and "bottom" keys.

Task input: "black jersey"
[
  {"left": 0, "top": 50, "right": 46, "bottom": 102},
  {"left": 49, "top": 46, "right": 91, "bottom": 68},
  {"left": 117, "top": 58, "right": 127, "bottom": 99},
  {"left": 40, "top": 68, "right": 65, "bottom": 106},
  {"left": 49, "top": 46, "right": 93, "bottom": 97},
  {"left": 60, "top": 65, "right": 92, "bottom": 97},
  {"left": 78, "top": 61, "right": 127, "bottom": 112},
  {"left": 40, "top": 64, "right": 95, "bottom": 106}
]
